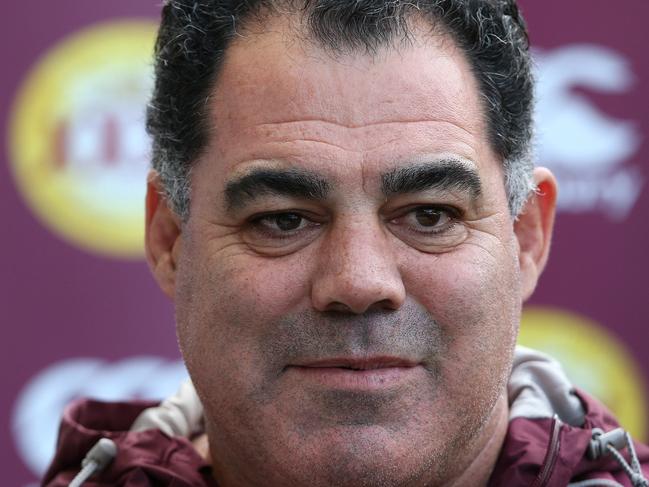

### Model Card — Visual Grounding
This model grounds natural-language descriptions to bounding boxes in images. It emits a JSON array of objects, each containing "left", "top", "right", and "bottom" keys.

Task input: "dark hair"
[{"left": 147, "top": 0, "right": 535, "bottom": 219}]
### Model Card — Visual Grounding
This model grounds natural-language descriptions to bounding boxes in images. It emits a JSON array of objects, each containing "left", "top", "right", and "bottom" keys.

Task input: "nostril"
[
  {"left": 326, "top": 301, "right": 354, "bottom": 313},
  {"left": 377, "top": 298, "right": 399, "bottom": 310}
]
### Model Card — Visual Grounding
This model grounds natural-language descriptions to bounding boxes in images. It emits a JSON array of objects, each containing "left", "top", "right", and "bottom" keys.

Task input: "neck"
[{"left": 446, "top": 393, "right": 509, "bottom": 487}]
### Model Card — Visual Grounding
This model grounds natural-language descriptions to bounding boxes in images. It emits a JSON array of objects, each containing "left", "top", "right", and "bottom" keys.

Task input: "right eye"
[
  {"left": 243, "top": 211, "right": 325, "bottom": 255},
  {"left": 252, "top": 212, "right": 312, "bottom": 235}
]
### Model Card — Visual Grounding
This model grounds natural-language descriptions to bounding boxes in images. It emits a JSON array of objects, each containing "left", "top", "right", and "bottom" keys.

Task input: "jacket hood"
[{"left": 491, "top": 348, "right": 649, "bottom": 486}]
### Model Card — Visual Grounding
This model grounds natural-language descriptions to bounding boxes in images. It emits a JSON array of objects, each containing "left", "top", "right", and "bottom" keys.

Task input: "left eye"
[
  {"left": 265, "top": 213, "right": 304, "bottom": 231},
  {"left": 401, "top": 206, "right": 455, "bottom": 232},
  {"left": 412, "top": 208, "right": 447, "bottom": 227},
  {"left": 387, "top": 205, "right": 466, "bottom": 250}
]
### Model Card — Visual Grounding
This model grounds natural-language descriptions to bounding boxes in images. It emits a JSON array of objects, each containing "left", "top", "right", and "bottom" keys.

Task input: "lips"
[
  {"left": 293, "top": 357, "right": 418, "bottom": 370},
  {"left": 286, "top": 356, "right": 421, "bottom": 390}
]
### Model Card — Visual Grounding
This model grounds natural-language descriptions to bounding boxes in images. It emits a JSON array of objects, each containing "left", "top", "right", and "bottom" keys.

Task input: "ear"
[
  {"left": 145, "top": 171, "right": 182, "bottom": 299},
  {"left": 514, "top": 167, "right": 558, "bottom": 301}
]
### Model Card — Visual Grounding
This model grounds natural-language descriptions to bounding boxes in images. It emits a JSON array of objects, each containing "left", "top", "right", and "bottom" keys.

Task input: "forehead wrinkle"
[
  {"left": 214, "top": 29, "right": 483, "bottom": 135},
  {"left": 253, "top": 118, "right": 477, "bottom": 139},
  {"left": 241, "top": 119, "right": 481, "bottom": 163}
]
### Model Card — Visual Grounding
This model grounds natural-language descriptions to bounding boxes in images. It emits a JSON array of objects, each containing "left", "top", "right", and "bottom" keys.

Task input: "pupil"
[
  {"left": 276, "top": 213, "right": 302, "bottom": 231},
  {"left": 416, "top": 208, "right": 441, "bottom": 227}
]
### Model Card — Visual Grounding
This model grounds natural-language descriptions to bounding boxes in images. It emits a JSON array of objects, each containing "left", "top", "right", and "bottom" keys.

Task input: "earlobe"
[
  {"left": 145, "top": 171, "right": 182, "bottom": 299},
  {"left": 514, "top": 167, "right": 558, "bottom": 301}
]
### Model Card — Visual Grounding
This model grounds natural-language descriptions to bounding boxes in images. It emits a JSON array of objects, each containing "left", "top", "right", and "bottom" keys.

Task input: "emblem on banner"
[
  {"left": 8, "top": 20, "right": 157, "bottom": 258},
  {"left": 535, "top": 44, "right": 644, "bottom": 220},
  {"left": 12, "top": 357, "right": 187, "bottom": 478}
]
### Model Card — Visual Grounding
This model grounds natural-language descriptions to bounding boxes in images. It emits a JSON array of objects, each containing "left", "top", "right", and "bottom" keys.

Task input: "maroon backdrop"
[{"left": 1, "top": 2, "right": 647, "bottom": 485}]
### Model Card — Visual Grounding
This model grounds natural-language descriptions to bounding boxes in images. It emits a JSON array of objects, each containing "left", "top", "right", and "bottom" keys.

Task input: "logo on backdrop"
[
  {"left": 8, "top": 20, "right": 157, "bottom": 258},
  {"left": 535, "top": 44, "right": 644, "bottom": 220},
  {"left": 519, "top": 307, "right": 647, "bottom": 441},
  {"left": 12, "top": 357, "right": 187, "bottom": 478}
]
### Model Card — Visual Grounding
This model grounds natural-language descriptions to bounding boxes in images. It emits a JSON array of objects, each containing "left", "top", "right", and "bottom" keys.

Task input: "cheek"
[
  {"left": 174, "top": 241, "right": 315, "bottom": 378},
  {"left": 408, "top": 253, "right": 516, "bottom": 319},
  {"left": 399, "top": 241, "right": 522, "bottom": 431},
  {"left": 402, "top": 239, "right": 522, "bottom": 369},
  {"left": 215, "top": 252, "right": 315, "bottom": 321}
]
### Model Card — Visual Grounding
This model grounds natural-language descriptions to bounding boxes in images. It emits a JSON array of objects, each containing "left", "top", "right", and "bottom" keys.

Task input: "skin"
[{"left": 146, "top": 15, "right": 557, "bottom": 487}]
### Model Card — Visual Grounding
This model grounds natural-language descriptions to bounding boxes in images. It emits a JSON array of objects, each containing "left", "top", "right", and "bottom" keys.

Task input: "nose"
[{"left": 310, "top": 218, "right": 406, "bottom": 314}]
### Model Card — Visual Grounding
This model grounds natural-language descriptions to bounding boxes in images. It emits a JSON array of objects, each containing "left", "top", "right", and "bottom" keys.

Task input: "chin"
[{"left": 253, "top": 422, "right": 448, "bottom": 487}]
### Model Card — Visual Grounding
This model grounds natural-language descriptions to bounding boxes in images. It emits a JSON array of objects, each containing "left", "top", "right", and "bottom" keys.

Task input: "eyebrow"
[
  {"left": 381, "top": 159, "right": 482, "bottom": 199},
  {"left": 224, "top": 168, "right": 331, "bottom": 210}
]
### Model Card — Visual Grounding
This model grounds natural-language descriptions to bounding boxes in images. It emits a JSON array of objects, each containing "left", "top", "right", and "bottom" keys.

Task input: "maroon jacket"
[
  {"left": 42, "top": 390, "right": 649, "bottom": 487},
  {"left": 43, "top": 399, "right": 217, "bottom": 487},
  {"left": 490, "top": 390, "right": 649, "bottom": 486}
]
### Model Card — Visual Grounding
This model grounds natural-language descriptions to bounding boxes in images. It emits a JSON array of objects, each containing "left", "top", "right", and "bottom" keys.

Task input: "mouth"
[{"left": 285, "top": 356, "right": 422, "bottom": 390}]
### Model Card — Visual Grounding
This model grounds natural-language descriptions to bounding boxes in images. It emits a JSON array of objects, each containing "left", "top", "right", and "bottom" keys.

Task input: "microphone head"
[{"left": 81, "top": 438, "right": 117, "bottom": 470}]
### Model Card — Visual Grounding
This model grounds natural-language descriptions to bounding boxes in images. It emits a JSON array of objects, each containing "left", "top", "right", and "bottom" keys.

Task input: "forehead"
[{"left": 204, "top": 14, "right": 498, "bottom": 182}]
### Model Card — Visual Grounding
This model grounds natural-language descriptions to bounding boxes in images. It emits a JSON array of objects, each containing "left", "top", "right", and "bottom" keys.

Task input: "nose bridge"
[{"left": 311, "top": 214, "right": 406, "bottom": 314}]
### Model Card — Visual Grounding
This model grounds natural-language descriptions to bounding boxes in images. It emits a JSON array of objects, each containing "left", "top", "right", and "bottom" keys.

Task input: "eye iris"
[
  {"left": 415, "top": 208, "right": 442, "bottom": 227},
  {"left": 275, "top": 213, "right": 302, "bottom": 231}
]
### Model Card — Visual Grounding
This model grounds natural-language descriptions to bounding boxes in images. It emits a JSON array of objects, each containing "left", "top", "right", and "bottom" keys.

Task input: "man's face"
[{"left": 165, "top": 18, "right": 533, "bottom": 487}]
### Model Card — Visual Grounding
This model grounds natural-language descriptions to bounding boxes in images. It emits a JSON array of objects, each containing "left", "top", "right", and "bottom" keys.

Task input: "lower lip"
[{"left": 286, "top": 365, "right": 421, "bottom": 390}]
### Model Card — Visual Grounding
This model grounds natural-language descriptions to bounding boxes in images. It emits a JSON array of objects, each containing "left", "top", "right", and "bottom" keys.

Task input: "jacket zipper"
[{"left": 532, "top": 415, "right": 563, "bottom": 487}]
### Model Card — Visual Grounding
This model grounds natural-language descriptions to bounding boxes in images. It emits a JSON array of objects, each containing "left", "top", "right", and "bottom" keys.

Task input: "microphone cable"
[{"left": 68, "top": 438, "right": 117, "bottom": 487}]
